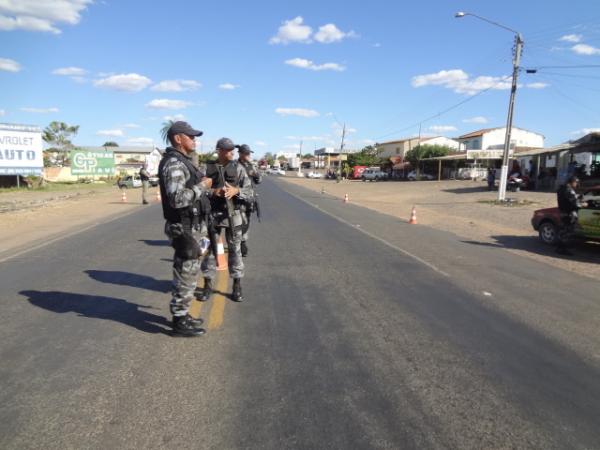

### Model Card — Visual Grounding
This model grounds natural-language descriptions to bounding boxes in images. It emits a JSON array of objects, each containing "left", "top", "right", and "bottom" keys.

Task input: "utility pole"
[
  {"left": 339, "top": 123, "right": 346, "bottom": 176},
  {"left": 298, "top": 140, "right": 303, "bottom": 176},
  {"left": 498, "top": 34, "right": 523, "bottom": 201}
]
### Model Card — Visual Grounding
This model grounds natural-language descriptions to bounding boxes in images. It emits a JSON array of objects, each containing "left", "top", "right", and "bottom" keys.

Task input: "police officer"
[
  {"left": 556, "top": 175, "right": 587, "bottom": 256},
  {"left": 158, "top": 121, "right": 211, "bottom": 337},
  {"left": 237, "top": 144, "right": 262, "bottom": 257},
  {"left": 139, "top": 164, "right": 150, "bottom": 204},
  {"left": 197, "top": 138, "right": 252, "bottom": 302}
]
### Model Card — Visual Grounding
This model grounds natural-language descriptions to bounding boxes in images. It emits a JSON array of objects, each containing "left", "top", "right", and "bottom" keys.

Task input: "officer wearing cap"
[
  {"left": 556, "top": 175, "right": 587, "bottom": 255},
  {"left": 197, "top": 138, "right": 252, "bottom": 302},
  {"left": 236, "top": 144, "right": 262, "bottom": 257},
  {"left": 158, "top": 121, "right": 212, "bottom": 337}
]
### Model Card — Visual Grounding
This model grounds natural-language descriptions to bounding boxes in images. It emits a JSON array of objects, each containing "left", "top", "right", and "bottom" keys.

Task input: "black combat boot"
[
  {"left": 195, "top": 278, "right": 213, "bottom": 302},
  {"left": 231, "top": 278, "right": 244, "bottom": 302},
  {"left": 172, "top": 315, "right": 206, "bottom": 337},
  {"left": 241, "top": 241, "right": 248, "bottom": 257}
]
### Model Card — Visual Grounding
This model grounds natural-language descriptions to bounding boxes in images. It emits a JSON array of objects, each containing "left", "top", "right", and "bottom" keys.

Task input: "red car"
[{"left": 531, "top": 185, "right": 600, "bottom": 244}]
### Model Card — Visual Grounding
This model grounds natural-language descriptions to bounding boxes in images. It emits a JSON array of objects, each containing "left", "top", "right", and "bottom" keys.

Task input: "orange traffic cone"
[
  {"left": 321, "top": 185, "right": 325, "bottom": 194},
  {"left": 409, "top": 206, "right": 417, "bottom": 224},
  {"left": 216, "top": 236, "right": 228, "bottom": 271},
  {"left": 155, "top": 189, "right": 161, "bottom": 202},
  {"left": 343, "top": 193, "right": 349, "bottom": 203},
  {"left": 121, "top": 191, "right": 127, "bottom": 203}
]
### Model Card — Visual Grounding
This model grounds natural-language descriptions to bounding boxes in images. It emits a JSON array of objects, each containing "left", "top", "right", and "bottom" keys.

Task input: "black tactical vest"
[
  {"left": 205, "top": 161, "right": 241, "bottom": 210},
  {"left": 158, "top": 148, "right": 204, "bottom": 224}
]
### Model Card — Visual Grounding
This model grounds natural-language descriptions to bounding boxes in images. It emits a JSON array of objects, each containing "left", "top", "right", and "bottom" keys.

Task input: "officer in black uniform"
[
  {"left": 556, "top": 175, "right": 587, "bottom": 255},
  {"left": 237, "top": 144, "right": 262, "bottom": 257},
  {"left": 158, "top": 121, "right": 212, "bottom": 337},
  {"left": 197, "top": 138, "right": 252, "bottom": 302}
]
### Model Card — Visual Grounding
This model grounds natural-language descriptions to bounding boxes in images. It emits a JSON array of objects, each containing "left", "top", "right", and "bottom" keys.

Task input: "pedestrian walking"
[
  {"left": 158, "top": 121, "right": 212, "bottom": 337},
  {"left": 139, "top": 165, "right": 150, "bottom": 204},
  {"left": 487, "top": 167, "right": 496, "bottom": 191},
  {"left": 197, "top": 138, "right": 253, "bottom": 303},
  {"left": 555, "top": 175, "right": 587, "bottom": 256},
  {"left": 236, "top": 144, "right": 262, "bottom": 257}
]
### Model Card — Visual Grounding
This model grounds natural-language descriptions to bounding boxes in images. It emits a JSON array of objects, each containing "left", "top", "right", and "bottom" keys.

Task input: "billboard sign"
[
  {"left": 70, "top": 149, "right": 115, "bottom": 175},
  {"left": 466, "top": 149, "right": 514, "bottom": 160},
  {"left": 0, "top": 123, "right": 43, "bottom": 175}
]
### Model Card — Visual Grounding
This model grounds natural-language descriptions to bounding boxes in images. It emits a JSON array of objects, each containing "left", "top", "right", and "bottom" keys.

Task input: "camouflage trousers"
[
  {"left": 201, "top": 225, "right": 244, "bottom": 280},
  {"left": 165, "top": 222, "right": 212, "bottom": 317},
  {"left": 241, "top": 209, "right": 252, "bottom": 242}
]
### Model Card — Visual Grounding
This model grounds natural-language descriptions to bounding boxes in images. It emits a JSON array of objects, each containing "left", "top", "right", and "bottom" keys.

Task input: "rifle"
[
  {"left": 206, "top": 213, "right": 221, "bottom": 267},
  {"left": 217, "top": 164, "right": 235, "bottom": 243},
  {"left": 254, "top": 192, "right": 261, "bottom": 222}
]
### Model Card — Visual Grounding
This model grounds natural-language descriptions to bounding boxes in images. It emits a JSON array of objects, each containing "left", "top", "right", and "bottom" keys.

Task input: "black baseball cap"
[
  {"left": 237, "top": 144, "right": 253, "bottom": 154},
  {"left": 216, "top": 137, "right": 236, "bottom": 151},
  {"left": 167, "top": 121, "right": 203, "bottom": 138}
]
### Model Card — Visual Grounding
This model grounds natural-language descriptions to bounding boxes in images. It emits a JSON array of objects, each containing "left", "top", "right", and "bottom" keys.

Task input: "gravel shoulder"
[{"left": 279, "top": 176, "right": 600, "bottom": 279}]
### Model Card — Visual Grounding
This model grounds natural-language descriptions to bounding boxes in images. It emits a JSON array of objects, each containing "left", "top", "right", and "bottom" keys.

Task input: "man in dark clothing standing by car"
[
  {"left": 158, "top": 121, "right": 212, "bottom": 337},
  {"left": 556, "top": 175, "right": 587, "bottom": 255},
  {"left": 236, "top": 144, "right": 262, "bottom": 257}
]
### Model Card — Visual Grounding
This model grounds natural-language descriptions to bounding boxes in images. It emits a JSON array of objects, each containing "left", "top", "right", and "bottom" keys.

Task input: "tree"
[
  {"left": 264, "top": 152, "right": 275, "bottom": 166},
  {"left": 347, "top": 145, "right": 384, "bottom": 167},
  {"left": 302, "top": 153, "right": 313, "bottom": 159},
  {"left": 42, "top": 121, "right": 79, "bottom": 166},
  {"left": 405, "top": 144, "right": 452, "bottom": 175},
  {"left": 160, "top": 120, "right": 175, "bottom": 144},
  {"left": 102, "top": 141, "right": 119, "bottom": 147}
]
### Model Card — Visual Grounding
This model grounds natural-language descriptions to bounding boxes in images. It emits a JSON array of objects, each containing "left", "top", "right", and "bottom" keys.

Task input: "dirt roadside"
[
  {"left": 0, "top": 185, "right": 160, "bottom": 259},
  {"left": 279, "top": 176, "right": 599, "bottom": 279}
]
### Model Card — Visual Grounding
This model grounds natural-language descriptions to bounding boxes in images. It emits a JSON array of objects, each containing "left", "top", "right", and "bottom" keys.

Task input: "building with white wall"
[{"left": 458, "top": 127, "right": 544, "bottom": 151}]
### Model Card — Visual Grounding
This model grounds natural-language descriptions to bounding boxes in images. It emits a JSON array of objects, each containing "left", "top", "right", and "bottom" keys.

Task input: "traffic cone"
[
  {"left": 121, "top": 191, "right": 127, "bottom": 203},
  {"left": 409, "top": 206, "right": 417, "bottom": 224},
  {"left": 343, "top": 193, "right": 349, "bottom": 203},
  {"left": 321, "top": 186, "right": 325, "bottom": 194},
  {"left": 216, "top": 236, "right": 228, "bottom": 271},
  {"left": 155, "top": 189, "right": 161, "bottom": 202}
]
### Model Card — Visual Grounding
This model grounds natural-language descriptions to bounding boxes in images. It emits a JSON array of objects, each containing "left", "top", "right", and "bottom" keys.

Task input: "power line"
[{"left": 526, "top": 64, "right": 600, "bottom": 70}]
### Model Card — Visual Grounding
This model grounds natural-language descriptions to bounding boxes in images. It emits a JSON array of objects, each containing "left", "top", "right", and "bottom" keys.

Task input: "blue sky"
[{"left": 1, "top": 0, "right": 600, "bottom": 156}]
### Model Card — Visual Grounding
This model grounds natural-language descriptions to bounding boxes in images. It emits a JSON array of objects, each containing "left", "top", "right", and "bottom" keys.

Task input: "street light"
[{"left": 455, "top": 11, "right": 524, "bottom": 201}]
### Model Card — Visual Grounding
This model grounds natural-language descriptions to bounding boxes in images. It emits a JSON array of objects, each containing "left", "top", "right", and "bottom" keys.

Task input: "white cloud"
[
  {"left": 151, "top": 79, "right": 201, "bottom": 92},
  {"left": 314, "top": 23, "right": 357, "bottom": 44},
  {"left": 559, "top": 34, "right": 582, "bottom": 43},
  {"left": 571, "top": 43, "right": 600, "bottom": 55},
  {"left": 285, "top": 58, "right": 345, "bottom": 72},
  {"left": 526, "top": 82, "right": 549, "bottom": 89},
  {"left": 96, "top": 129, "right": 124, "bottom": 137},
  {"left": 411, "top": 69, "right": 513, "bottom": 95},
  {"left": 219, "top": 83, "right": 240, "bottom": 90},
  {"left": 0, "top": 57, "right": 21, "bottom": 72},
  {"left": 275, "top": 107, "right": 320, "bottom": 118},
  {"left": 571, "top": 128, "right": 600, "bottom": 136},
  {"left": 0, "top": 0, "right": 93, "bottom": 34},
  {"left": 70, "top": 76, "right": 87, "bottom": 83},
  {"left": 126, "top": 137, "right": 154, "bottom": 146},
  {"left": 52, "top": 66, "right": 86, "bottom": 76},
  {"left": 94, "top": 73, "right": 152, "bottom": 92},
  {"left": 463, "top": 116, "right": 489, "bottom": 124},
  {"left": 269, "top": 16, "right": 312, "bottom": 44},
  {"left": 255, "top": 141, "right": 267, "bottom": 147},
  {"left": 429, "top": 125, "right": 457, "bottom": 133},
  {"left": 146, "top": 99, "right": 192, "bottom": 110},
  {"left": 0, "top": 109, "right": 5, "bottom": 116},
  {"left": 20, "top": 107, "right": 59, "bottom": 113},
  {"left": 163, "top": 114, "right": 186, "bottom": 121},
  {"left": 122, "top": 123, "right": 140, "bottom": 128}
]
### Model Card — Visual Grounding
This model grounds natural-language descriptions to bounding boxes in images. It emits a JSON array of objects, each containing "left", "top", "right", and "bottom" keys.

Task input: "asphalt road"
[{"left": 1, "top": 177, "right": 599, "bottom": 449}]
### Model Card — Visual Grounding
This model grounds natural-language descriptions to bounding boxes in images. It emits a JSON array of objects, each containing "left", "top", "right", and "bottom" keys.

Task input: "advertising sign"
[
  {"left": 0, "top": 123, "right": 43, "bottom": 175},
  {"left": 466, "top": 149, "right": 514, "bottom": 160},
  {"left": 70, "top": 149, "right": 115, "bottom": 175}
]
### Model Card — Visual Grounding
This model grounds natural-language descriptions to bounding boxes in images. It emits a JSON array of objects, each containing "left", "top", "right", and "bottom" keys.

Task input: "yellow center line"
[{"left": 207, "top": 271, "right": 229, "bottom": 330}]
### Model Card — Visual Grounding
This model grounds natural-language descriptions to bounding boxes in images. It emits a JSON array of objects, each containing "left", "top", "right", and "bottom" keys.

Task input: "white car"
[
  {"left": 407, "top": 170, "right": 435, "bottom": 181},
  {"left": 307, "top": 171, "right": 323, "bottom": 179},
  {"left": 266, "top": 167, "right": 284, "bottom": 175}
]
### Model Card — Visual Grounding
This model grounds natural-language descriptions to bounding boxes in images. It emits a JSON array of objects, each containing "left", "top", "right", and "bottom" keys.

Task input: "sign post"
[
  {"left": 0, "top": 123, "right": 43, "bottom": 177},
  {"left": 70, "top": 149, "right": 115, "bottom": 176}
]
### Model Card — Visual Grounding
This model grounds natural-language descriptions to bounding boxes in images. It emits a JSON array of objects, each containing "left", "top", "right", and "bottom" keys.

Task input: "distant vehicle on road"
[
  {"left": 407, "top": 170, "right": 435, "bottom": 181},
  {"left": 307, "top": 171, "right": 323, "bottom": 179},
  {"left": 361, "top": 168, "right": 388, "bottom": 182},
  {"left": 267, "top": 168, "right": 285, "bottom": 176},
  {"left": 531, "top": 185, "right": 600, "bottom": 244},
  {"left": 117, "top": 175, "right": 142, "bottom": 189}
]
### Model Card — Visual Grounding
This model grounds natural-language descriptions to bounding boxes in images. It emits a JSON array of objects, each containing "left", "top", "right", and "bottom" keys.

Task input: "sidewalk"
[
  {"left": 0, "top": 185, "right": 160, "bottom": 258},
  {"left": 279, "top": 177, "right": 600, "bottom": 279}
]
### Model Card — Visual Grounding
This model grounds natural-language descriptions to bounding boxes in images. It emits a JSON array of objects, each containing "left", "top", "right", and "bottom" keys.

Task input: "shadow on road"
[
  {"left": 84, "top": 270, "right": 171, "bottom": 293},
  {"left": 20, "top": 290, "right": 170, "bottom": 334},
  {"left": 138, "top": 239, "right": 170, "bottom": 246},
  {"left": 443, "top": 186, "right": 489, "bottom": 194},
  {"left": 462, "top": 235, "right": 600, "bottom": 263}
]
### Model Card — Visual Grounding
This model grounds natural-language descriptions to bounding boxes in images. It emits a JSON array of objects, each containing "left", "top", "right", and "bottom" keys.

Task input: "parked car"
[
  {"left": 407, "top": 170, "right": 435, "bottom": 181},
  {"left": 307, "top": 171, "right": 323, "bottom": 179},
  {"left": 361, "top": 168, "right": 388, "bottom": 182},
  {"left": 531, "top": 185, "right": 600, "bottom": 244},
  {"left": 266, "top": 167, "right": 285, "bottom": 175},
  {"left": 117, "top": 175, "right": 142, "bottom": 189}
]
